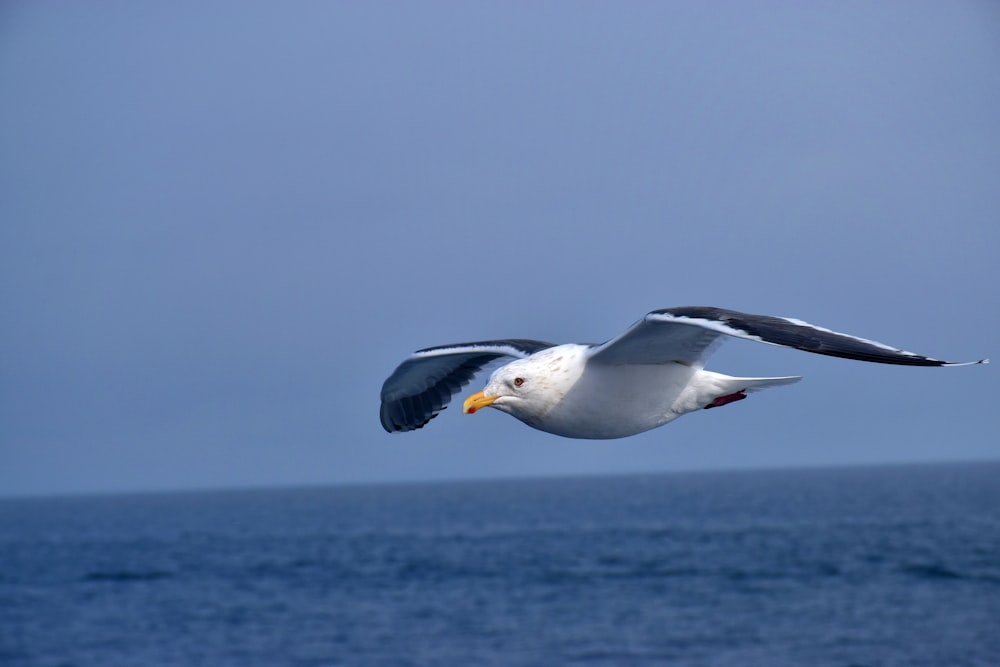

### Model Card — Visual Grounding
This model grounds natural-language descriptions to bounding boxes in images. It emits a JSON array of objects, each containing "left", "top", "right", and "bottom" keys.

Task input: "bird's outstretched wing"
[
  {"left": 380, "top": 339, "right": 556, "bottom": 432},
  {"left": 588, "top": 306, "right": 987, "bottom": 368}
]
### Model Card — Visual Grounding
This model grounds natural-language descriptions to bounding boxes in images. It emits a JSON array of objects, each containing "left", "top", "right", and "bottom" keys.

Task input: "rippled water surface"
[{"left": 2, "top": 462, "right": 998, "bottom": 666}]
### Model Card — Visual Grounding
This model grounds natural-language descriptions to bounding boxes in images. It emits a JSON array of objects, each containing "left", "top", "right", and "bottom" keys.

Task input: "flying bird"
[{"left": 379, "top": 306, "right": 987, "bottom": 439}]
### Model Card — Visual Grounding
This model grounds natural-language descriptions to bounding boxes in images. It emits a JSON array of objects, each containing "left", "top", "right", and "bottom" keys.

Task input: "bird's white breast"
[{"left": 533, "top": 360, "right": 698, "bottom": 439}]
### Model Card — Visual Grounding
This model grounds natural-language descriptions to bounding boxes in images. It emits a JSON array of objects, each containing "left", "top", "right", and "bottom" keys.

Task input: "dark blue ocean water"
[{"left": 1, "top": 462, "right": 998, "bottom": 667}]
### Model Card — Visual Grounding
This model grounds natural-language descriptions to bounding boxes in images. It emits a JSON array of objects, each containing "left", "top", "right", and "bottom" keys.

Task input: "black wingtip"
[
  {"left": 949, "top": 358, "right": 989, "bottom": 367},
  {"left": 380, "top": 406, "right": 439, "bottom": 433}
]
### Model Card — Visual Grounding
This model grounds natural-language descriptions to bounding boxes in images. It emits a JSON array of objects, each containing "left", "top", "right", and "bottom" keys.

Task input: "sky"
[{"left": 1, "top": 1, "right": 998, "bottom": 497}]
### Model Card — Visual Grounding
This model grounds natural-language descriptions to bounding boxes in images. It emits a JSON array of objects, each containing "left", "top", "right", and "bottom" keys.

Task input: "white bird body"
[
  {"left": 471, "top": 344, "right": 800, "bottom": 439},
  {"left": 379, "top": 307, "right": 986, "bottom": 439}
]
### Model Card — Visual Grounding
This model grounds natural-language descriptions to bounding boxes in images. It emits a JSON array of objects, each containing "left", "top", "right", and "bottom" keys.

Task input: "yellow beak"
[{"left": 462, "top": 390, "right": 497, "bottom": 415}]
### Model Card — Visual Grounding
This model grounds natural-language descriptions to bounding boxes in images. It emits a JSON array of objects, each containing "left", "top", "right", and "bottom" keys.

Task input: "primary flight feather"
[{"left": 379, "top": 306, "right": 987, "bottom": 439}]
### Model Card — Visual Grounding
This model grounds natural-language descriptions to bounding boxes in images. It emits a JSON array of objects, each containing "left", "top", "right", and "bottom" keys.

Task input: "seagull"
[{"left": 379, "top": 306, "right": 987, "bottom": 439}]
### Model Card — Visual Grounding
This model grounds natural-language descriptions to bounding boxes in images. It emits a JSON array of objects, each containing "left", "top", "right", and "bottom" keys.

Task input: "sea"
[{"left": 1, "top": 462, "right": 998, "bottom": 667}]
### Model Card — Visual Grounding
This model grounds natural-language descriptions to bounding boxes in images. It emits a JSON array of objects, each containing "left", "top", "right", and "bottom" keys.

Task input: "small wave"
[
  {"left": 901, "top": 563, "right": 963, "bottom": 581},
  {"left": 82, "top": 570, "right": 172, "bottom": 583},
  {"left": 900, "top": 563, "right": 1000, "bottom": 585}
]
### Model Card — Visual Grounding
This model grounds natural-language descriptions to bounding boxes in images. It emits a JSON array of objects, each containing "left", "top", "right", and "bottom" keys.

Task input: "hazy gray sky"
[{"left": 2, "top": 2, "right": 998, "bottom": 497}]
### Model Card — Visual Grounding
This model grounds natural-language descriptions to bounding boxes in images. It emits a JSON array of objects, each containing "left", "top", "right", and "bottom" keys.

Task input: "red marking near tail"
[{"left": 704, "top": 390, "right": 747, "bottom": 410}]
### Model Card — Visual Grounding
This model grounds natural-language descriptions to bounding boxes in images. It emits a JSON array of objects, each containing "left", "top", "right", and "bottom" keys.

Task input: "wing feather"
[
  {"left": 588, "top": 306, "right": 985, "bottom": 367},
  {"left": 380, "top": 339, "right": 555, "bottom": 432}
]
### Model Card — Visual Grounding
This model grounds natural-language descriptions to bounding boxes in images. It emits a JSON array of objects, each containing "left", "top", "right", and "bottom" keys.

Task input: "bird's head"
[{"left": 462, "top": 345, "right": 584, "bottom": 425}]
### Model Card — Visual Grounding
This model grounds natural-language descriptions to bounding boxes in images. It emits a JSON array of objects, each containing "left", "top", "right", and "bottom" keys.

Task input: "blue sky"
[{"left": 1, "top": 2, "right": 998, "bottom": 497}]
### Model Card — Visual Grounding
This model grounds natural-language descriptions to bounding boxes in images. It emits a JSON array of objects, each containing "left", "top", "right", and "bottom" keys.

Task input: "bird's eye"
[{"left": 513, "top": 377, "right": 525, "bottom": 387}]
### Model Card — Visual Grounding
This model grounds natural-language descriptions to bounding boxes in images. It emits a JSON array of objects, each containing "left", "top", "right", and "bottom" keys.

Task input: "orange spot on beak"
[{"left": 463, "top": 390, "right": 497, "bottom": 415}]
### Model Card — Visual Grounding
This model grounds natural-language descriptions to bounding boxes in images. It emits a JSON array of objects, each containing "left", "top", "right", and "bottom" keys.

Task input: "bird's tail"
[{"left": 730, "top": 375, "right": 802, "bottom": 393}]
